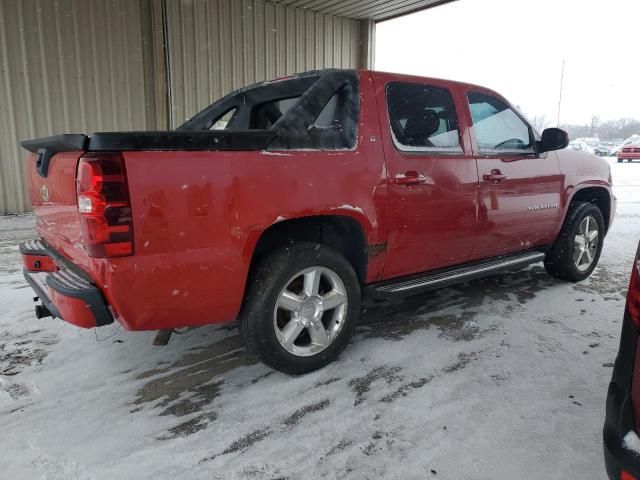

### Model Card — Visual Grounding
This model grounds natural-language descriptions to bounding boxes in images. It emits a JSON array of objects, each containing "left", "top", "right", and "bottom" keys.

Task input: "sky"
[{"left": 375, "top": 0, "right": 640, "bottom": 126}]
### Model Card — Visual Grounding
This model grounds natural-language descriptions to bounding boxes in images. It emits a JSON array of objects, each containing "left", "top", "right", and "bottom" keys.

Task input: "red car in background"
[
  {"left": 618, "top": 145, "right": 640, "bottom": 163},
  {"left": 19, "top": 69, "right": 616, "bottom": 374},
  {"left": 604, "top": 242, "right": 640, "bottom": 479}
]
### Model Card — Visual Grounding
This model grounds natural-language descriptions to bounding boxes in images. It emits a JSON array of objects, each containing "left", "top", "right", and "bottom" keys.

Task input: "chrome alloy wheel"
[
  {"left": 273, "top": 266, "right": 348, "bottom": 357},
  {"left": 574, "top": 215, "right": 599, "bottom": 272}
]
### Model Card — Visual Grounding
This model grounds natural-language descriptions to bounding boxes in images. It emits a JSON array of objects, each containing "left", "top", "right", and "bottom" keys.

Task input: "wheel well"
[
  {"left": 570, "top": 187, "right": 611, "bottom": 231},
  {"left": 250, "top": 216, "right": 368, "bottom": 284}
]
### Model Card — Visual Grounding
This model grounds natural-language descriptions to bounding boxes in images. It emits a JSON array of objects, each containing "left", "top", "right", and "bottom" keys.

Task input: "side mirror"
[{"left": 538, "top": 128, "right": 569, "bottom": 153}]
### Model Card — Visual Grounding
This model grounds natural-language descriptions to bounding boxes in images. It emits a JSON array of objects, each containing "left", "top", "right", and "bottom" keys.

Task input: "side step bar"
[{"left": 368, "top": 249, "right": 546, "bottom": 297}]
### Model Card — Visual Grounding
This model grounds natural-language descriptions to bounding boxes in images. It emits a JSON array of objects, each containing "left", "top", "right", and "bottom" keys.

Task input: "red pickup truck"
[{"left": 19, "top": 69, "right": 615, "bottom": 374}]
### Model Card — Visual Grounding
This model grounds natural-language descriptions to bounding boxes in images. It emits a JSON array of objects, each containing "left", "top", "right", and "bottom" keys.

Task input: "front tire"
[
  {"left": 544, "top": 202, "right": 605, "bottom": 282},
  {"left": 239, "top": 243, "right": 361, "bottom": 375}
]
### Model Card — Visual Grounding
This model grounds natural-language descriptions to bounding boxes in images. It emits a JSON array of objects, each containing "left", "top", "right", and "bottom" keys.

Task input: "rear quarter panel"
[{"left": 97, "top": 72, "right": 388, "bottom": 330}]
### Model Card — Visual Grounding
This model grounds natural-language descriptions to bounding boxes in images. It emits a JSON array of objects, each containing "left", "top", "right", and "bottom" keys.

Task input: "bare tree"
[
  {"left": 530, "top": 115, "right": 550, "bottom": 132},
  {"left": 559, "top": 123, "right": 590, "bottom": 140},
  {"left": 558, "top": 117, "right": 640, "bottom": 141},
  {"left": 599, "top": 120, "right": 620, "bottom": 140},
  {"left": 589, "top": 116, "right": 601, "bottom": 137},
  {"left": 617, "top": 118, "right": 640, "bottom": 140}
]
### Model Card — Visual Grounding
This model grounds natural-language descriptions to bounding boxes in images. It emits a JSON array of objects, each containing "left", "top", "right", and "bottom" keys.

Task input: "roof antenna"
[{"left": 556, "top": 59, "right": 565, "bottom": 127}]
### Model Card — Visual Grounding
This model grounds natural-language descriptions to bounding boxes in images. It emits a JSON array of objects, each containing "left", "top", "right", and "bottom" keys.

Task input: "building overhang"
[{"left": 266, "top": 0, "right": 457, "bottom": 22}]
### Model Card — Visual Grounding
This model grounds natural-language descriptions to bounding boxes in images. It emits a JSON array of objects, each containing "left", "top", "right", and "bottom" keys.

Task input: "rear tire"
[
  {"left": 239, "top": 242, "right": 361, "bottom": 375},
  {"left": 544, "top": 202, "right": 605, "bottom": 282}
]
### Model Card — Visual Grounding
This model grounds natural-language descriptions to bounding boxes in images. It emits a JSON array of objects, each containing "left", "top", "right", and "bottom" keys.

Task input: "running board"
[{"left": 368, "top": 250, "right": 546, "bottom": 297}]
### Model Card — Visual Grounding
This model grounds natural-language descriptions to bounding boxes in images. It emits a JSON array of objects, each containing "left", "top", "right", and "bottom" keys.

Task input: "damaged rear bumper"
[{"left": 20, "top": 239, "right": 113, "bottom": 328}]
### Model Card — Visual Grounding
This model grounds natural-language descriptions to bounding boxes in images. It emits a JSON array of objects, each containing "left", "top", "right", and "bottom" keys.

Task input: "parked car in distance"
[
  {"left": 615, "top": 135, "right": 640, "bottom": 162},
  {"left": 604, "top": 242, "right": 640, "bottom": 479},
  {"left": 618, "top": 144, "right": 640, "bottom": 163},
  {"left": 568, "top": 140, "right": 596, "bottom": 155},
  {"left": 19, "top": 69, "right": 616, "bottom": 374},
  {"left": 594, "top": 144, "right": 613, "bottom": 157}
]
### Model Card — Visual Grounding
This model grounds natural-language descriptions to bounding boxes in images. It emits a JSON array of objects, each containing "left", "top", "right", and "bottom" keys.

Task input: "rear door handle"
[
  {"left": 393, "top": 171, "right": 427, "bottom": 186},
  {"left": 483, "top": 169, "right": 507, "bottom": 183}
]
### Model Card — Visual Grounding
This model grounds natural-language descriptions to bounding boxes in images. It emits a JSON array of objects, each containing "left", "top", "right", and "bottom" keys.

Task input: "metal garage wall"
[
  {"left": 0, "top": 0, "right": 158, "bottom": 214},
  {"left": 165, "top": 0, "right": 361, "bottom": 127},
  {"left": 0, "top": 0, "right": 363, "bottom": 213}
]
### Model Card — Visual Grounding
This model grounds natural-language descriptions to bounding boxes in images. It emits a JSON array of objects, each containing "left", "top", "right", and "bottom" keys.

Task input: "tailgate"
[{"left": 22, "top": 134, "right": 90, "bottom": 271}]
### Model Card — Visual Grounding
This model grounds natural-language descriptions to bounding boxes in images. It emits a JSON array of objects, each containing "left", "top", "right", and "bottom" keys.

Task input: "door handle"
[
  {"left": 483, "top": 169, "right": 507, "bottom": 183},
  {"left": 393, "top": 171, "right": 427, "bottom": 186}
]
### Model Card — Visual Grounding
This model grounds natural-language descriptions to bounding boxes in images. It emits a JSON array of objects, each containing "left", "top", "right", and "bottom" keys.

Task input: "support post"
[
  {"left": 141, "top": 0, "right": 170, "bottom": 130},
  {"left": 358, "top": 19, "right": 376, "bottom": 70}
]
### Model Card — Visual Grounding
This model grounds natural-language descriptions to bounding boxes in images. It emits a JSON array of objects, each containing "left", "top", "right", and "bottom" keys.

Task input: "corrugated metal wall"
[
  {"left": 165, "top": 0, "right": 361, "bottom": 127},
  {"left": 0, "top": 0, "right": 362, "bottom": 213},
  {"left": 0, "top": 0, "right": 158, "bottom": 214}
]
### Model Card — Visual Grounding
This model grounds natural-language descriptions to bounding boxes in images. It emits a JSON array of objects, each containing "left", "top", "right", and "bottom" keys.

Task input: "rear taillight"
[
  {"left": 628, "top": 245, "right": 640, "bottom": 327},
  {"left": 76, "top": 153, "right": 133, "bottom": 258}
]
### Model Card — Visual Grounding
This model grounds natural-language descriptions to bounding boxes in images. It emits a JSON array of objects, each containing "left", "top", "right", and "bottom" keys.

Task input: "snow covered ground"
[{"left": 2, "top": 158, "right": 639, "bottom": 480}]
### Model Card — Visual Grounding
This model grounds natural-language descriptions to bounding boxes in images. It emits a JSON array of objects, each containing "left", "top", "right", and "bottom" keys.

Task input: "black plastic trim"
[
  {"left": 366, "top": 246, "right": 549, "bottom": 298},
  {"left": 88, "top": 130, "right": 276, "bottom": 152},
  {"left": 268, "top": 70, "right": 359, "bottom": 150},
  {"left": 20, "top": 134, "right": 88, "bottom": 178},
  {"left": 21, "top": 239, "right": 114, "bottom": 327},
  {"left": 46, "top": 273, "right": 114, "bottom": 327},
  {"left": 20, "top": 134, "right": 88, "bottom": 153},
  {"left": 23, "top": 269, "right": 61, "bottom": 319},
  {"left": 19, "top": 239, "right": 48, "bottom": 256},
  {"left": 35, "top": 148, "right": 55, "bottom": 178},
  {"left": 178, "top": 69, "right": 360, "bottom": 151},
  {"left": 178, "top": 73, "right": 321, "bottom": 132},
  {"left": 37, "top": 239, "right": 95, "bottom": 283}
]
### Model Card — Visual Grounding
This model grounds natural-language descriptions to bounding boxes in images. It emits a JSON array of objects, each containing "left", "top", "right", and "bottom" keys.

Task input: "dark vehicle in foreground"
[
  {"left": 19, "top": 69, "right": 615, "bottom": 373},
  {"left": 604, "top": 243, "right": 640, "bottom": 479}
]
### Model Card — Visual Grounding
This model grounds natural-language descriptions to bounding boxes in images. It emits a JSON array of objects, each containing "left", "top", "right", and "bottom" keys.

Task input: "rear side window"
[
  {"left": 314, "top": 92, "right": 341, "bottom": 128},
  {"left": 467, "top": 91, "right": 533, "bottom": 153},
  {"left": 209, "top": 108, "right": 237, "bottom": 130},
  {"left": 386, "top": 82, "right": 462, "bottom": 153}
]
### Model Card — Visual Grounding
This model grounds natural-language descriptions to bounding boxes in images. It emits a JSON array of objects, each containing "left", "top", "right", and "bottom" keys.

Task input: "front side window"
[
  {"left": 467, "top": 91, "right": 533, "bottom": 154},
  {"left": 387, "top": 82, "right": 462, "bottom": 153}
]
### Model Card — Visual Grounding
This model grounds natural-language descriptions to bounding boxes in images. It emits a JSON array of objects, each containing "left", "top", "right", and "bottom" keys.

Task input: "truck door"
[
  {"left": 373, "top": 74, "right": 479, "bottom": 279},
  {"left": 463, "top": 89, "right": 563, "bottom": 259}
]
